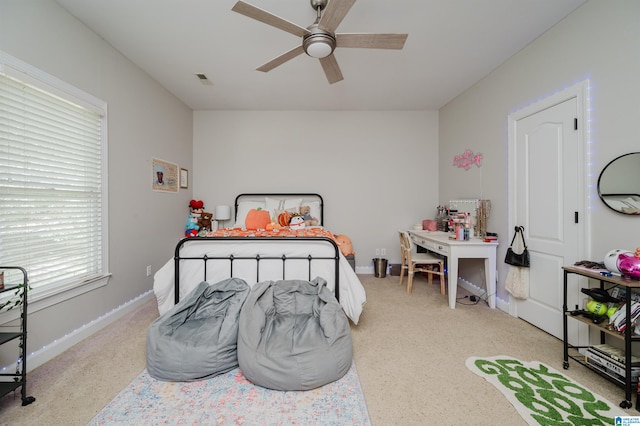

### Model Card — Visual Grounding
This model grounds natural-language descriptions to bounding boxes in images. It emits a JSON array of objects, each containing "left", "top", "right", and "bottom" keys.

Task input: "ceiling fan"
[{"left": 231, "top": 0, "right": 408, "bottom": 84}]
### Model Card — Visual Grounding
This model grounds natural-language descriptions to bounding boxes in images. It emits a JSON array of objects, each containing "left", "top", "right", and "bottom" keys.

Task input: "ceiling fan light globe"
[
  {"left": 305, "top": 41, "right": 333, "bottom": 58},
  {"left": 303, "top": 28, "right": 336, "bottom": 58}
]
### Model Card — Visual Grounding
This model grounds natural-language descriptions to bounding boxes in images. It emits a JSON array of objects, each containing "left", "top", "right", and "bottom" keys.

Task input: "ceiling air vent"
[{"left": 195, "top": 73, "right": 213, "bottom": 86}]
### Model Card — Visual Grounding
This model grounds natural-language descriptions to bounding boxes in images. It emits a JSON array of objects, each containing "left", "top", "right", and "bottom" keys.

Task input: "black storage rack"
[
  {"left": 0, "top": 266, "right": 35, "bottom": 406},
  {"left": 563, "top": 265, "right": 640, "bottom": 410}
]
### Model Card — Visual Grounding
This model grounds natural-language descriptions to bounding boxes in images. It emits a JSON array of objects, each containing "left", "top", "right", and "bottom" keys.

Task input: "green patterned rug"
[{"left": 466, "top": 355, "right": 627, "bottom": 425}]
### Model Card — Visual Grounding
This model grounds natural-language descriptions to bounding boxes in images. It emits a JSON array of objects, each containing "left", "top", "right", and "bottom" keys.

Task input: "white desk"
[{"left": 408, "top": 230, "right": 498, "bottom": 309}]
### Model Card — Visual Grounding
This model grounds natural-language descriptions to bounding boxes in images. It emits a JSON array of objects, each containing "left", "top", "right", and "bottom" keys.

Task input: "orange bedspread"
[{"left": 205, "top": 226, "right": 337, "bottom": 241}]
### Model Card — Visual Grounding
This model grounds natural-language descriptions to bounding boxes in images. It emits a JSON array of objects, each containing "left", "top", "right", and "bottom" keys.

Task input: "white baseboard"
[
  {"left": 356, "top": 266, "right": 374, "bottom": 275},
  {"left": 354, "top": 268, "right": 508, "bottom": 311},
  {"left": 2, "top": 290, "right": 155, "bottom": 374}
]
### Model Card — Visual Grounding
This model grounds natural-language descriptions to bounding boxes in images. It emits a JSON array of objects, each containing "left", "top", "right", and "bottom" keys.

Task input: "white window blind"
[{"left": 0, "top": 65, "right": 107, "bottom": 292}]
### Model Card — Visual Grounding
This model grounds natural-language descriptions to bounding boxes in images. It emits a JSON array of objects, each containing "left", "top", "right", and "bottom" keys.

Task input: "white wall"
[
  {"left": 439, "top": 0, "right": 640, "bottom": 302},
  {"left": 193, "top": 110, "right": 439, "bottom": 269},
  {"left": 0, "top": 0, "right": 193, "bottom": 367}
]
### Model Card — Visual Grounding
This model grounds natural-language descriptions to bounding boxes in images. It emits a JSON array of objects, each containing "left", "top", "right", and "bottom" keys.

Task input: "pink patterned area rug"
[{"left": 88, "top": 361, "right": 370, "bottom": 425}]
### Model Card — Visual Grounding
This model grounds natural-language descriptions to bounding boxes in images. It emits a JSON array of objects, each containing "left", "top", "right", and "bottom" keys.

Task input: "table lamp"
[{"left": 215, "top": 205, "right": 231, "bottom": 229}]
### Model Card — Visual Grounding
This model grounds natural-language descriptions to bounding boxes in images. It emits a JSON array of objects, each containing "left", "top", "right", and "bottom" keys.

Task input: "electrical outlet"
[
  {"left": 146, "top": 265, "right": 152, "bottom": 277},
  {"left": 381, "top": 248, "right": 386, "bottom": 256},
  {"left": 375, "top": 248, "right": 381, "bottom": 256}
]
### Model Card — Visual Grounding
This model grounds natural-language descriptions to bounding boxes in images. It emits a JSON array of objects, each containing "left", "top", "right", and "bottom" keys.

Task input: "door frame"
[{"left": 507, "top": 80, "right": 591, "bottom": 319}]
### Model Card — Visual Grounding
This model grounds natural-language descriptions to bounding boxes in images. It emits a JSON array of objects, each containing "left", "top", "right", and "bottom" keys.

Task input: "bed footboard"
[{"left": 173, "top": 236, "right": 340, "bottom": 304}]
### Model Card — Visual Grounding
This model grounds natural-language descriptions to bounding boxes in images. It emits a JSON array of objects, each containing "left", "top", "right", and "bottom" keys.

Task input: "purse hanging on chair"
[{"left": 504, "top": 226, "right": 530, "bottom": 267}]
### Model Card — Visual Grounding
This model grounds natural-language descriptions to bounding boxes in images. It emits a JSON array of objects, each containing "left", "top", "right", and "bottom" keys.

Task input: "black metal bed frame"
[{"left": 173, "top": 236, "right": 340, "bottom": 304}]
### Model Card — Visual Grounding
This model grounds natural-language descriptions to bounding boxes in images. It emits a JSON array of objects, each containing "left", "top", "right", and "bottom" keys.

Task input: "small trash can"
[{"left": 373, "top": 258, "right": 388, "bottom": 278}]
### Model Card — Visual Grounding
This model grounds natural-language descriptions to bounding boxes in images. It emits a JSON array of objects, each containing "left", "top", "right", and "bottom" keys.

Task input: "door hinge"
[
  {"left": 574, "top": 118, "right": 578, "bottom": 130},
  {"left": 575, "top": 211, "right": 579, "bottom": 223}
]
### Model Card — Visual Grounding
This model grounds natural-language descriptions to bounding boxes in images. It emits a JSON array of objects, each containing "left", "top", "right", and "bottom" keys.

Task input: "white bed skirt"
[{"left": 153, "top": 240, "right": 366, "bottom": 325}]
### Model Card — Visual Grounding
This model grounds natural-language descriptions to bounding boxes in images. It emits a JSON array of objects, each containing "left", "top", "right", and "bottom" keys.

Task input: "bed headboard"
[{"left": 234, "top": 193, "right": 324, "bottom": 227}]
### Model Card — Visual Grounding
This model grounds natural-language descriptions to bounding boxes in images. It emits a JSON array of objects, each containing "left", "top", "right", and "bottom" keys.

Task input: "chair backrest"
[{"left": 398, "top": 231, "right": 413, "bottom": 264}]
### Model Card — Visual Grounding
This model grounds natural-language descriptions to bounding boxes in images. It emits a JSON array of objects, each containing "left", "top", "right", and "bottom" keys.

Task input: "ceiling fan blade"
[
  {"left": 336, "top": 33, "right": 408, "bottom": 49},
  {"left": 319, "top": 54, "right": 343, "bottom": 84},
  {"left": 232, "top": 1, "right": 310, "bottom": 38},
  {"left": 256, "top": 45, "right": 305, "bottom": 72},
  {"left": 318, "top": 0, "right": 356, "bottom": 33}
]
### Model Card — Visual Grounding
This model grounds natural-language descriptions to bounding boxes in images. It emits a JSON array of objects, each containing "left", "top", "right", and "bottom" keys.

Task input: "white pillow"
[
  {"left": 234, "top": 200, "right": 266, "bottom": 228},
  {"left": 265, "top": 197, "right": 302, "bottom": 220}
]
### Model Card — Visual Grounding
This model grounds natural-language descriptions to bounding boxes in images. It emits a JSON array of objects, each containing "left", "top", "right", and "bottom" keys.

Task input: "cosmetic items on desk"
[{"left": 449, "top": 211, "right": 472, "bottom": 240}]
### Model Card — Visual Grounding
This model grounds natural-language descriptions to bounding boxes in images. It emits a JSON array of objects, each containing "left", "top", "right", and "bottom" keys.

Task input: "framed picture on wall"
[
  {"left": 152, "top": 158, "right": 179, "bottom": 192},
  {"left": 180, "top": 168, "right": 189, "bottom": 189}
]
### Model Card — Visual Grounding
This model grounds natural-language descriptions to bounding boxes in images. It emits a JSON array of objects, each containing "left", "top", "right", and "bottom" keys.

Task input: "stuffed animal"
[
  {"left": 335, "top": 234, "right": 354, "bottom": 257},
  {"left": 186, "top": 199, "right": 205, "bottom": 237},
  {"left": 189, "top": 199, "right": 204, "bottom": 216},
  {"left": 198, "top": 211, "right": 213, "bottom": 233},
  {"left": 289, "top": 214, "right": 306, "bottom": 230},
  {"left": 185, "top": 213, "right": 199, "bottom": 237},
  {"left": 300, "top": 205, "right": 319, "bottom": 226}
]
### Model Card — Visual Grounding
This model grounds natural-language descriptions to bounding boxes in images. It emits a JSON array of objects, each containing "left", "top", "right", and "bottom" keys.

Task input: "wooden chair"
[{"left": 398, "top": 231, "right": 445, "bottom": 295}]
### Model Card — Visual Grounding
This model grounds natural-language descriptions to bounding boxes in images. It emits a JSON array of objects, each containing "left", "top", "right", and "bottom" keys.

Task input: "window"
[{"left": 0, "top": 52, "right": 108, "bottom": 308}]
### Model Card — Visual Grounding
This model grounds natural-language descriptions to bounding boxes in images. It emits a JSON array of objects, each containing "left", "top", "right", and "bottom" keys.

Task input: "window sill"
[{"left": 0, "top": 273, "right": 111, "bottom": 324}]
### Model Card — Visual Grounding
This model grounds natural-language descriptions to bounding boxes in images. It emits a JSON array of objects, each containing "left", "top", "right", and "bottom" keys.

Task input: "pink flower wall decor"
[{"left": 453, "top": 149, "right": 483, "bottom": 170}]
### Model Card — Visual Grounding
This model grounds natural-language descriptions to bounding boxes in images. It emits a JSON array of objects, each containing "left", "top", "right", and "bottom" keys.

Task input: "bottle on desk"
[{"left": 466, "top": 213, "right": 473, "bottom": 238}]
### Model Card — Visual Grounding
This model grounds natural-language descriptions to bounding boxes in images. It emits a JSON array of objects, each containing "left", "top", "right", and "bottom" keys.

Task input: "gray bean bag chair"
[
  {"left": 146, "top": 277, "right": 250, "bottom": 381},
  {"left": 237, "top": 277, "right": 352, "bottom": 391}
]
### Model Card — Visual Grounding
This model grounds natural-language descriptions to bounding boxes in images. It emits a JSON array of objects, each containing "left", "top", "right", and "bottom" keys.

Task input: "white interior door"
[{"left": 509, "top": 91, "right": 586, "bottom": 343}]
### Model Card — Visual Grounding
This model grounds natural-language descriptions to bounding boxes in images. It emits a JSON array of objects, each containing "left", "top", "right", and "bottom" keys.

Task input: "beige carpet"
[{"left": 0, "top": 274, "right": 636, "bottom": 425}]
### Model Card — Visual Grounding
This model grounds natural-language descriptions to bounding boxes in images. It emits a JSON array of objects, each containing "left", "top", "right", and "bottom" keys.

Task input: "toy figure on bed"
[
  {"left": 189, "top": 199, "right": 204, "bottom": 215},
  {"left": 288, "top": 213, "right": 305, "bottom": 230},
  {"left": 300, "top": 205, "right": 319, "bottom": 226},
  {"left": 185, "top": 214, "right": 199, "bottom": 237},
  {"left": 197, "top": 211, "right": 213, "bottom": 236},
  {"left": 186, "top": 199, "right": 205, "bottom": 237}
]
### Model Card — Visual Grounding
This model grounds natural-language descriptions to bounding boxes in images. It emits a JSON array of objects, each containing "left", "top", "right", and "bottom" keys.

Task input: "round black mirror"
[{"left": 597, "top": 152, "right": 640, "bottom": 215}]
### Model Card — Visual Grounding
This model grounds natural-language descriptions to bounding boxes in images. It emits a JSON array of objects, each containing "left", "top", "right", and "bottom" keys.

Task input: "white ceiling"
[{"left": 55, "top": 0, "right": 586, "bottom": 111}]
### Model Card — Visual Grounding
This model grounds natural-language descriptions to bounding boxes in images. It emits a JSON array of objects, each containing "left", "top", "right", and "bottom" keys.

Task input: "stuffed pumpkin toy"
[
  {"left": 277, "top": 211, "right": 291, "bottom": 227},
  {"left": 335, "top": 234, "right": 354, "bottom": 257},
  {"left": 245, "top": 207, "right": 270, "bottom": 230}
]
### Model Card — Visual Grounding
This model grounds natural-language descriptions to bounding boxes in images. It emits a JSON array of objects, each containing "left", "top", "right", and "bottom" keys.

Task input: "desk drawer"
[{"left": 411, "top": 235, "right": 449, "bottom": 256}]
